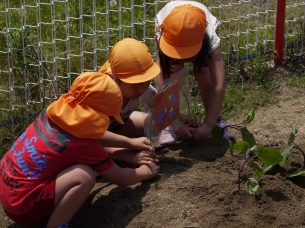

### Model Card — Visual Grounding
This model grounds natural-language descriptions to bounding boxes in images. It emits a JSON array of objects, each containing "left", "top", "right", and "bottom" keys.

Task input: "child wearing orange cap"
[
  {"left": 98, "top": 38, "right": 161, "bottom": 165},
  {"left": 0, "top": 73, "right": 160, "bottom": 227},
  {"left": 155, "top": 1, "right": 235, "bottom": 145}
]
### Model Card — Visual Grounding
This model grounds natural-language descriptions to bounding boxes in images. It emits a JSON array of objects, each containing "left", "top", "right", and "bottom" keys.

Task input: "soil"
[{"left": 1, "top": 66, "right": 305, "bottom": 228}]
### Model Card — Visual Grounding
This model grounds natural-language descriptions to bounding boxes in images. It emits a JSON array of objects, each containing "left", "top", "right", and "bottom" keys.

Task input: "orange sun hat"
[
  {"left": 47, "top": 72, "right": 123, "bottom": 139},
  {"left": 99, "top": 38, "right": 160, "bottom": 83},
  {"left": 158, "top": 4, "right": 207, "bottom": 59}
]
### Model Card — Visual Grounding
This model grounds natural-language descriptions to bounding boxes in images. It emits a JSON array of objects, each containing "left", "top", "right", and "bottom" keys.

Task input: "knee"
[{"left": 74, "top": 164, "right": 96, "bottom": 188}]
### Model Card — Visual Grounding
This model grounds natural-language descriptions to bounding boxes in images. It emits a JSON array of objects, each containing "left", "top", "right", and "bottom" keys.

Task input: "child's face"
[
  {"left": 117, "top": 79, "right": 151, "bottom": 100},
  {"left": 171, "top": 54, "right": 198, "bottom": 64}
]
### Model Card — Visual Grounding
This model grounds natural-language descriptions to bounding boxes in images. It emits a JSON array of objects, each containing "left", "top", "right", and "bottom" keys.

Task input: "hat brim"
[
  {"left": 159, "top": 35, "right": 202, "bottom": 59},
  {"left": 118, "top": 62, "right": 160, "bottom": 84},
  {"left": 113, "top": 114, "right": 124, "bottom": 124},
  {"left": 47, "top": 95, "right": 123, "bottom": 139}
]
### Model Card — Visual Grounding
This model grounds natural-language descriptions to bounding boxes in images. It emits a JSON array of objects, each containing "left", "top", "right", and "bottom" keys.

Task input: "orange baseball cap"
[
  {"left": 99, "top": 38, "right": 160, "bottom": 83},
  {"left": 47, "top": 72, "right": 123, "bottom": 139},
  {"left": 158, "top": 4, "right": 206, "bottom": 59}
]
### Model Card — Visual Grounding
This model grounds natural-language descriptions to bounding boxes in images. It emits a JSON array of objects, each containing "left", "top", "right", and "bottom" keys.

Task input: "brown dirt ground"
[{"left": 1, "top": 66, "right": 305, "bottom": 228}]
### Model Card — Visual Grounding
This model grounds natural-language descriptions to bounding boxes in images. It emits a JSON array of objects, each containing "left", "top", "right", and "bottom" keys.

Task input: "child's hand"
[
  {"left": 129, "top": 137, "right": 153, "bottom": 152},
  {"left": 125, "top": 150, "right": 159, "bottom": 166},
  {"left": 186, "top": 115, "right": 201, "bottom": 128},
  {"left": 140, "top": 162, "right": 160, "bottom": 179},
  {"left": 191, "top": 123, "right": 212, "bottom": 140},
  {"left": 174, "top": 124, "right": 193, "bottom": 139}
]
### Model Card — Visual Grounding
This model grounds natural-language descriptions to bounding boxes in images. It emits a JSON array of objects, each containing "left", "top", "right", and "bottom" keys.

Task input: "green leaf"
[
  {"left": 243, "top": 109, "right": 255, "bottom": 125},
  {"left": 232, "top": 141, "right": 250, "bottom": 154},
  {"left": 288, "top": 128, "right": 297, "bottom": 145},
  {"left": 263, "top": 165, "right": 273, "bottom": 173},
  {"left": 286, "top": 170, "right": 305, "bottom": 178},
  {"left": 257, "top": 146, "right": 283, "bottom": 165},
  {"left": 245, "top": 177, "right": 261, "bottom": 195},
  {"left": 252, "top": 161, "right": 264, "bottom": 178},
  {"left": 279, "top": 145, "right": 294, "bottom": 167},
  {"left": 252, "top": 185, "right": 261, "bottom": 193},
  {"left": 228, "top": 139, "right": 234, "bottom": 154},
  {"left": 241, "top": 127, "right": 256, "bottom": 150},
  {"left": 211, "top": 125, "right": 223, "bottom": 141}
]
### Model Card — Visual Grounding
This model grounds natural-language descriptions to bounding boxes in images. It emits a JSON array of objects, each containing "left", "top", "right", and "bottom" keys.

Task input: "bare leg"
[
  {"left": 46, "top": 164, "right": 95, "bottom": 228},
  {"left": 116, "top": 111, "right": 148, "bottom": 137},
  {"left": 105, "top": 147, "right": 158, "bottom": 165},
  {"left": 106, "top": 111, "right": 158, "bottom": 165}
]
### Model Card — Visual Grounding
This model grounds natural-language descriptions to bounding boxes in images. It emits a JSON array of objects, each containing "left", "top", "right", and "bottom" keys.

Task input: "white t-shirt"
[{"left": 155, "top": 0, "right": 220, "bottom": 54}]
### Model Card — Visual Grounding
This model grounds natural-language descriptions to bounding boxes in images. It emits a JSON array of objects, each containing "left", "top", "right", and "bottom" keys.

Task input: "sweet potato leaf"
[
  {"left": 257, "top": 146, "right": 283, "bottom": 165},
  {"left": 211, "top": 125, "right": 223, "bottom": 141},
  {"left": 279, "top": 145, "right": 294, "bottom": 167},
  {"left": 241, "top": 127, "right": 256, "bottom": 150},
  {"left": 286, "top": 170, "right": 305, "bottom": 178},
  {"left": 243, "top": 109, "right": 255, "bottom": 125},
  {"left": 252, "top": 161, "right": 263, "bottom": 178},
  {"left": 245, "top": 177, "right": 261, "bottom": 195},
  {"left": 232, "top": 141, "right": 249, "bottom": 154},
  {"left": 228, "top": 139, "right": 234, "bottom": 154},
  {"left": 263, "top": 165, "right": 273, "bottom": 173},
  {"left": 288, "top": 128, "right": 297, "bottom": 145}
]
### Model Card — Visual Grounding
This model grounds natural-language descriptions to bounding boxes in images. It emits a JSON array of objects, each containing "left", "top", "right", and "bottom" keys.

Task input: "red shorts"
[{"left": 4, "top": 178, "right": 56, "bottom": 225}]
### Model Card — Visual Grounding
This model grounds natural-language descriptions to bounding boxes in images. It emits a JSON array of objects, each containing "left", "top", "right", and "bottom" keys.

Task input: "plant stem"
[
  {"left": 180, "top": 87, "right": 193, "bottom": 147},
  {"left": 238, "top": 149, "right": 250, "bottom": 190},
  {"left": 293, "top": 143, "right": 305, "bottom": 168},
  {"left": 227, "top": 125, "right": 242, "bottom": 131}
]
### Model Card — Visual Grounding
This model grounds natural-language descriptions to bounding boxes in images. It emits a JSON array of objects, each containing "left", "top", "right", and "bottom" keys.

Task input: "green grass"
[
  {"left": 288, "top": 74, "right": 305, "bottom": 87},
  {"left": 188, "top": 75, "right": 278, "bottom": 122},
  {"left": 223, "top": 82, "right": 274, "bottom": 119}
]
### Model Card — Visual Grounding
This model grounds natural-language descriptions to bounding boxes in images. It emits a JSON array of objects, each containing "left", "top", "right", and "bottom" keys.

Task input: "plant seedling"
[
  {"left": 211, "top": 109, "right": 283, "bottom": 194},
  {"left": 262, "top": 128, "right": 305, "bottom": 178},
  {"left": 281, "top": 128, "right": 305, "bottom": 178},
  {"left": 245, "top": 177, "right": 261, "bottom": 195}
]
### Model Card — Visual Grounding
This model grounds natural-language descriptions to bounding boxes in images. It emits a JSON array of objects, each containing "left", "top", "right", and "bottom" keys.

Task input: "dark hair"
[{"left": 158, "top": 34, "right": 211, "bottom": 80}]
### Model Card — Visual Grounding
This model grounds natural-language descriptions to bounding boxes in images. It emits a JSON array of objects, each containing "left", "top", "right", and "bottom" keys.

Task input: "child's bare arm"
[
  {"left": 99, "top": 163, "right": 160, "bottom": 186},
  {"left": 99, "top": 131, "right": 153, "bottom": 151},
  {"left": 99, "top": 131, "right": 131, "bottom": 148}
]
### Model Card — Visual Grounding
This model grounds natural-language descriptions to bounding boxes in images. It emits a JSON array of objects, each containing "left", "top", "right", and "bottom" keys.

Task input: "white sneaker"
[{"left": 159, "top": 126, "right": 177, "bottom": 145}]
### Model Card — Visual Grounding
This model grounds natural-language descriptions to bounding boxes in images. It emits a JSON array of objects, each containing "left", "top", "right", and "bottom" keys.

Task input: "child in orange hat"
[
  {"left": 155, "top": 1, "right": 235, "bottom": 145},
  {"left": 0, "top": 73, "right": 160, "bottom": 228},
  {"left": 98, "top": 38, "right": 161, "bottom": 165}
]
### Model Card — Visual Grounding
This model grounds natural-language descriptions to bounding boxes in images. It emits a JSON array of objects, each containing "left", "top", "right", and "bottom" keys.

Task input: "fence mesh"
[{"left": 0, "top": 0, "right": 305, "bottom": 151}]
